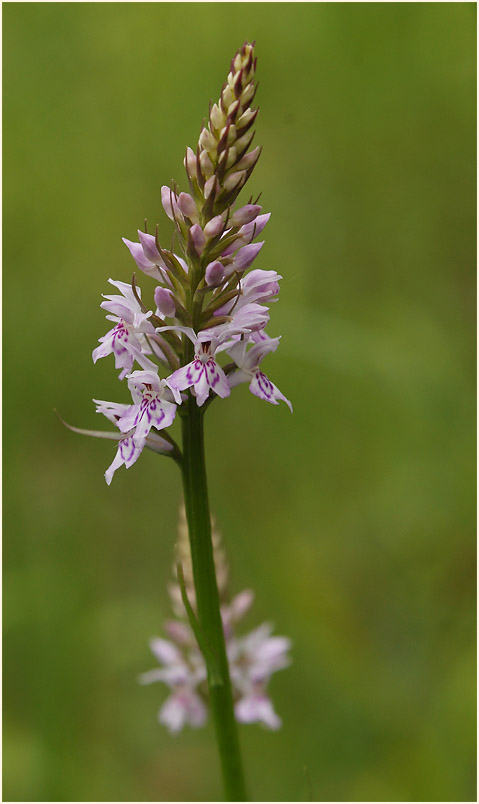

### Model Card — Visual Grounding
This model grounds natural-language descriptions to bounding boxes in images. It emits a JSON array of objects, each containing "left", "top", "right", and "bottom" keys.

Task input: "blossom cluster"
[
  {"left": 90, "top": 42, "right": 291, "bottom": 484},
  {"left": 139, "top": 507, "right": 291, "bottom": 732}
]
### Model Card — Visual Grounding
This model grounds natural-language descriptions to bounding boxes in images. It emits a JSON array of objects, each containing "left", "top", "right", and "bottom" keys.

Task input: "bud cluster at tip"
[
  {"left": 147, "top": 41, "right": 268, "bottom": 335},
  {"left": 184, "top": 42, "right": 260, "bottom": 218}
]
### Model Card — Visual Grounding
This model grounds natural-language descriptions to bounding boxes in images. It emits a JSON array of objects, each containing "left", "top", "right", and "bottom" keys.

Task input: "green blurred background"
[{"left": 3, "top": 3, "right": 476, "bottom": 801}]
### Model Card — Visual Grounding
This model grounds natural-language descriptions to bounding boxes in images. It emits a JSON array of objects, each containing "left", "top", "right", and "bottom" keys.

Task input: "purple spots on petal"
[
  {"left": 155, "top": 408, "right": 166, "bottom": 425},
  {"left": 112, "top": 322, "right": 129, "bottom": 345},
  {"left": 256, "top": 371, "right": 273, "bottom": 399},
  {"left": 206, "top": 359, "right": 220, "bottom": 388},
  {"left": 119, "top": 437, "right": 136, "bottom": 462},
  {"left": 186, "top": 359, "right": 202, "bottom": 384}
]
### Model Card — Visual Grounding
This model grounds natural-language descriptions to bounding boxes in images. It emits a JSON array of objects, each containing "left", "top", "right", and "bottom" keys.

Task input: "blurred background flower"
[{"left": 3, "top": 3, "right": 475, "bottom": 801}]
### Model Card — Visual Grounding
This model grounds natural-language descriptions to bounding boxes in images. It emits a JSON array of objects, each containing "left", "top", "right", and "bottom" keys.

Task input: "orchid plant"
[{"left": 64, "top": 43, "right": 291, "bottom": 801}]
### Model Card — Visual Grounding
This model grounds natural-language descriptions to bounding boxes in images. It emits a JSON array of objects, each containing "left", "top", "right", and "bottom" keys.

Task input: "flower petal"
[
  {"left": 149, "top": 637, "right": 182, "bottom": 665},
  {"left": 168, "top": 359, "right": 203, "bottom": 392},
  {"left": 249, "top": 371, "right": 293, "bottom": 412},
  {"left": 235, "top": 694, "right": 282, "bottom": 730},
  {"left": 205, "top": 360, "right": 230, "bottom": 399}
]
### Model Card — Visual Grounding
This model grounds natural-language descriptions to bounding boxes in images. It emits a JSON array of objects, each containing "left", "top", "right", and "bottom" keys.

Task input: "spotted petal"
[
  {"left": 249, "top": 370, "right": 293, "bottom": 412},
  {"left": 203, "top": 360, "right": 230, "bottom": 401},
  {"left": 118, "top": 397, "right": 176, "bottom": 441},
  {"left": 104, "top": 434, "right": 144, "bottom": 485},
  {"left": 167, "top": 359, "right": 204, "bottom": 395}
]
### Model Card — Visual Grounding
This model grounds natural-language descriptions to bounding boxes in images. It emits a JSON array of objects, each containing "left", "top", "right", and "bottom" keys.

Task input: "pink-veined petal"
[
  {"left": 192, "top": 366, "right": 210, "bottom": 407},
  {"left": 116, "top": 404, "right": 140, "bottom": 434},
  {"left": 104, "top": 435, "right": 143, "bottom": 485},
  {"left": 249, "top": 371, "right": 293, "bottom": 412},
  {"left": 204, "top": 360, "right": 230, "bottom": 399},
  {"left": 127, "top": 397, "right": 176, "bottom": 442},
  {"left": 168, "top": 359, "right": 203, "bottom": 392}
]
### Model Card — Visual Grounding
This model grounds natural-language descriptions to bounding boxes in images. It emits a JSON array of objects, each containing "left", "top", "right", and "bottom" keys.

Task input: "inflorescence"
[{"left": 88, "top": 42, "right": 291, "bottom": 485}]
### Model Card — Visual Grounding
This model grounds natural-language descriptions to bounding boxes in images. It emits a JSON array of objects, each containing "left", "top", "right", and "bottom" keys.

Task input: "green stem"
[{"left": 180, "top": 397, "right": 247, "bottom": 801}]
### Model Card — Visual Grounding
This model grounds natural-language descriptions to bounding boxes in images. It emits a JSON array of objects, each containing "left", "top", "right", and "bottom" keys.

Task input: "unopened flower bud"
[
  {"left": 199, "top": 150, "right": 214, "bottom": 178},
  {"left": 190, "top": 223, "right": 206, "bottom": 255},
  {"left": 235, "top": 145, "right": 261, "bottom": 172},
  {"left": 184, "top": 147, "right": 197, "bottom": 178},
  {"left": 231, "top": 204, "right": 261, "bottom": 227},
  {"left": 221, "top": 236, "right": 244, "bottom": 258},
  {"left": 204, "top": 175, "right": 217, "bottom": 199},
  {"left": 232, "top": 70, "right": 243, "bottom": 98},
  {"left": 154, "top": 287, "right": 176, "bottom": 318},
  {"left": 137, "top": 230, "right": 161, "bottom": 263},
  {"left": 204, "top": 215, "right": 224, "bottom": 238},
  {"left": 226, "top": 100, "right": 241, "bottom": 122},
  {"left": 205, "top": 260, "right": 225, "bottom": 286},
  {"left": 232, "top": 241, "right": 264, "bottom": 271},
  {"left": 222, "top": 86, "right": 234, "bottom": 110},
  {"left": 225, "top": 147, "right": 237, "bottom": 169},
  {"left": 234, "top": 43, "right": 254, "bottom": 73},
  {"left": 236, "top": 108, "right": 256, "bottom": 131},
  {"left": 161, "top": 185, "right": 181, "bottom": 221},
  {"left": 220, "top": 125, "right": 236, "bottom": 146},
  {"left": 224, "top": 170, "right": 247, "bottom": 192},
  {"left": 241, "top": 82, "right": 255, "bottom": 106},
  {"left": 210, "top": 103, "right": 224, "bottom": 131},
  {"left": 240, "top": 212, "right": 271, "bottom": 240},
  {"left": 178, "top": 192, "right": 198, "bottom": 220},
  {"left": 235, "top": 129, "right": 254, "bottom": 154},
  {"left": 233, "top": 53, "right": 243, "bottom": 72},
  {"left": 199, "top": 128, "right": 217, "bottom": 152},
  {"left": 219, "top": 147, "right": 237, "bottom": 170}
]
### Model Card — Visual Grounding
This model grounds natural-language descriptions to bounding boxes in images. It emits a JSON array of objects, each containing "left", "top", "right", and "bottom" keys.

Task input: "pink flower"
[
  {"left": 118, "top": 370, "right": 177, "bottom": 444},
  {"left": 91, "top": 399, "right": 173, "bottom": 484},
  {"left": 227, "top": 338, "right": 292, "bottom": 412},
  {"left": 229, "top": 623, "right": 292, "bottom": 730},
  {"left": 138, "top": 638, "right": 207, "bottom": 733},
  {"left": 92, "top": 279, "right": 157, "bottom": 379},
  {"left": 103, "top": 433, "right": 145, "bottom": 486},
  {"left": 164, "top": 329, "right": 231, "bottom": 407}
]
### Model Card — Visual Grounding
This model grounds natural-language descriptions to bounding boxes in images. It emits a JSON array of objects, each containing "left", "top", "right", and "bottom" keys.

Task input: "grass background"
[{"left": 3, "top": 3, "right": 476, "bottom": 801}]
